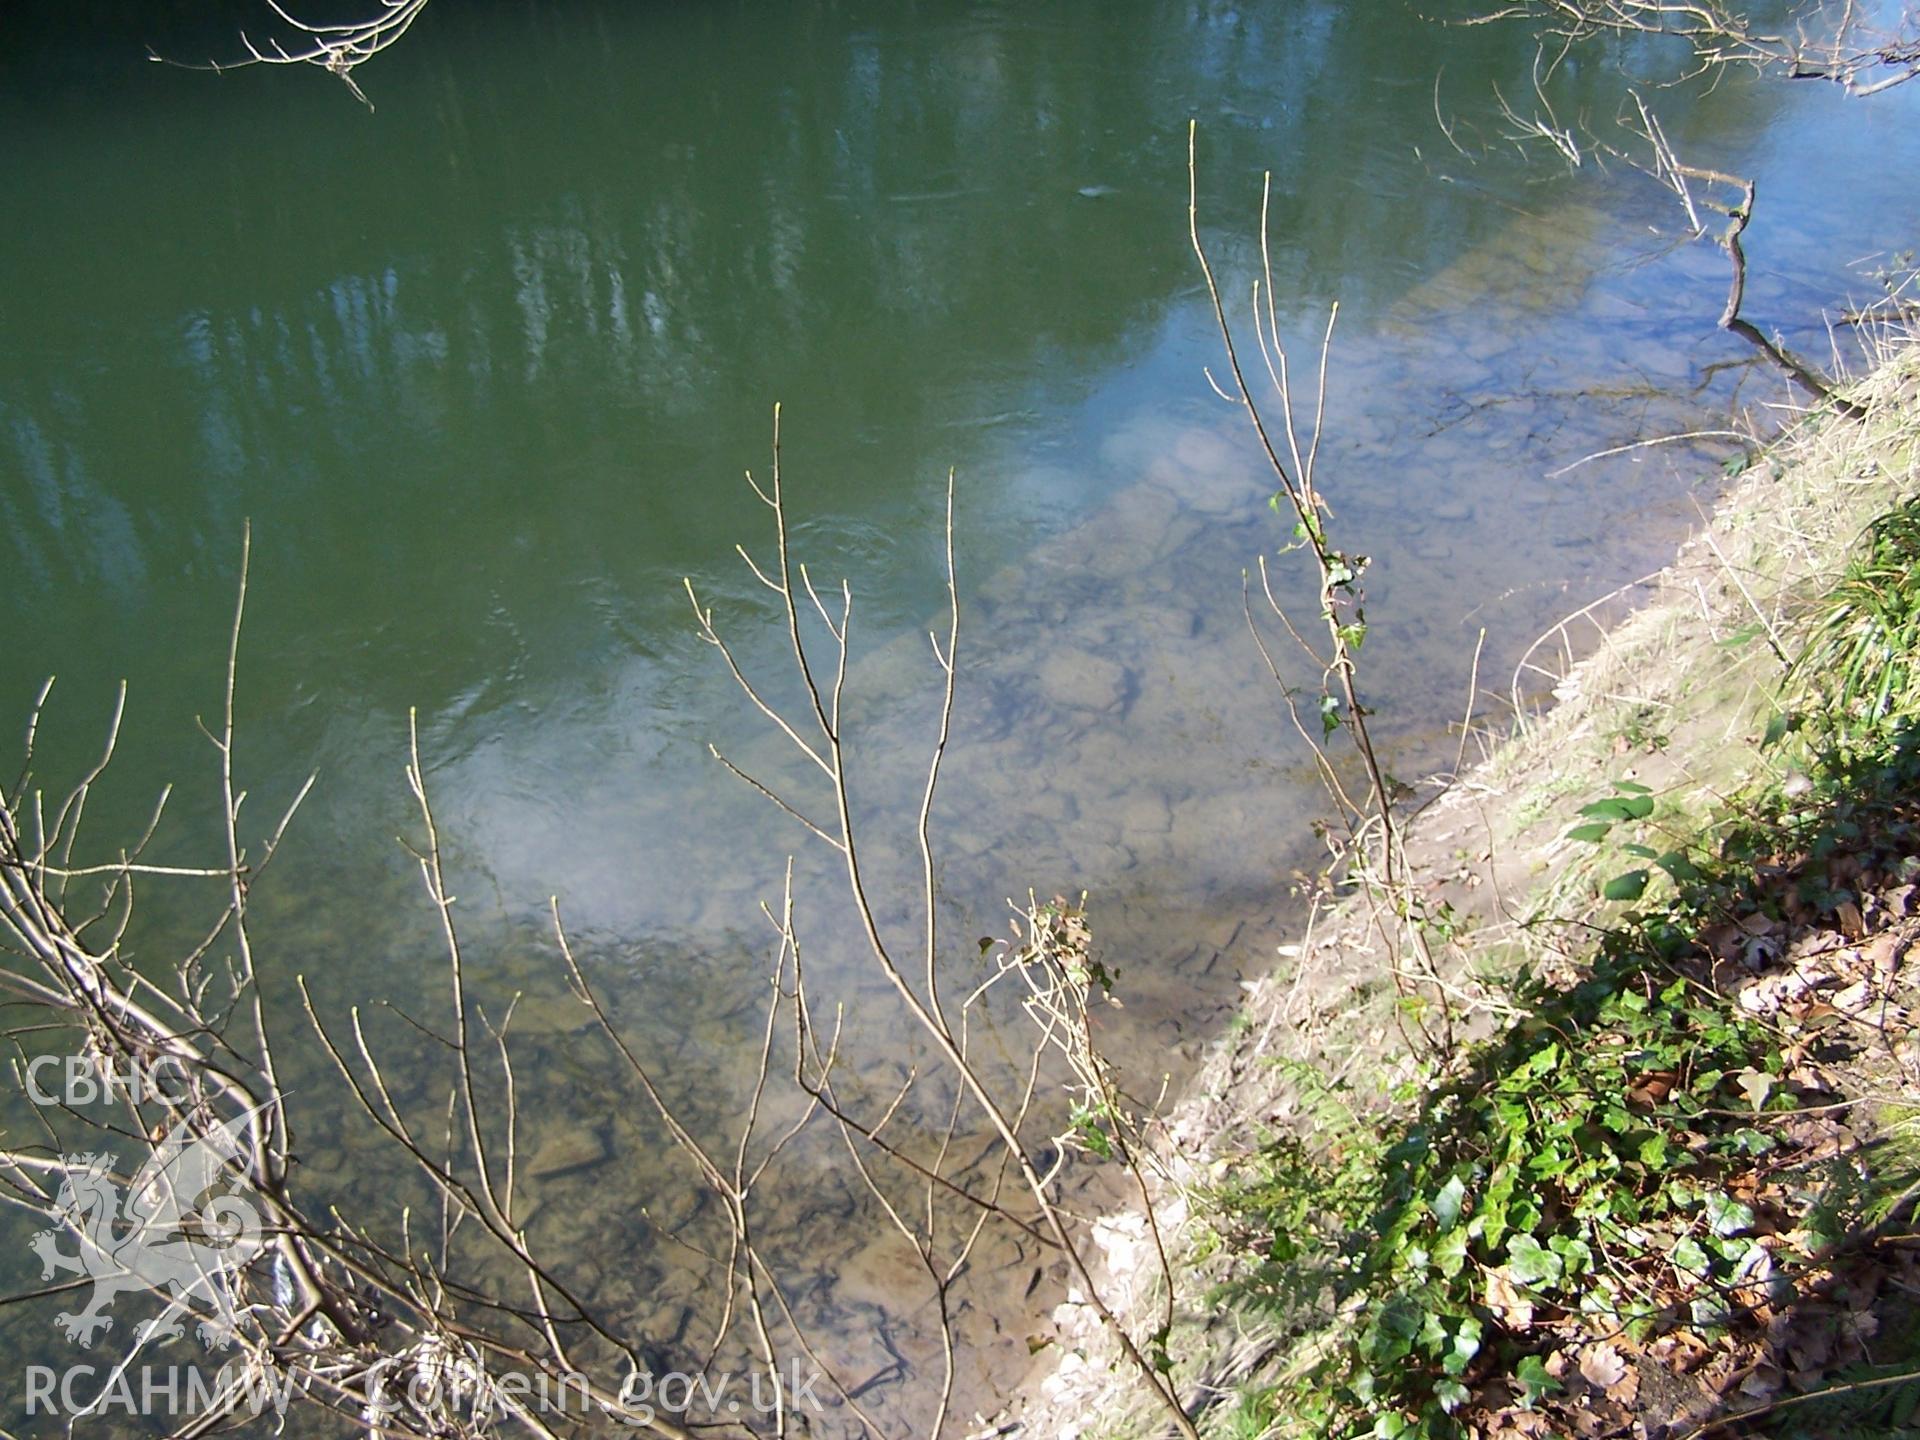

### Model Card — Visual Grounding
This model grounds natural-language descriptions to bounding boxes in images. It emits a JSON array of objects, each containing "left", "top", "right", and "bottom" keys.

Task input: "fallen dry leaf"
[
  {"left": 1737, "top": 1364, "right": 1784, "bottom": 1400},
  {"left": 1626, "top": 1069, "right": 1677, "bottom": 1105},
  {"left": 1569, "top": 1401, "right": 1622, "bottom": 1438},
  {"left": 1832, "top": 979, "right": 1875, "bottom": 1012},
  {"left": 1486, "top": 1266, "right": 1534, "bottom": 1329},
  {"left": 1650, "top": 1329, "right": 1712, "bottom": 1373},
  {"left": 1786, "top": 1323, "right": 1833, "bottom": 1371},
  {"left": 1605, "top": 1364, "right": 1639, "bottom": 1406},
  {"left": 1578, "top": 1342, "right": 1628, "bottom": 1391},
  {"left": 1734, "top": 1067, "right": 1775, "bottom": 1111}
]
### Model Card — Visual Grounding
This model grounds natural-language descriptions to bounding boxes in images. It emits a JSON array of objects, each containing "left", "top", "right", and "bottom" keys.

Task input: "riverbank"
[{"left": 995, "top": 335, "right": 1920, "bottom": 1439}]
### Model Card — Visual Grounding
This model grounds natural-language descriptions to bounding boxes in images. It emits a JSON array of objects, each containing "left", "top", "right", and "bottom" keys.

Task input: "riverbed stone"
[
  {"left": 1039, "top": 649, "right": 1128, "bottom": 714},
  {"left": 1113, "top": 477, "right": 1180, "bottom": 523},
  {"left": 1113, "top": 789, "right": 1173, "bottom": 838},
  {"left": 1149, "top": 455, "right": 1249, "bottom": 517},
  {"left": 527, "top": 1122, "right": 611, "bottom": 1179},
  {"left": 503, "top": 989, "right": 596, "bottom": 1038}
]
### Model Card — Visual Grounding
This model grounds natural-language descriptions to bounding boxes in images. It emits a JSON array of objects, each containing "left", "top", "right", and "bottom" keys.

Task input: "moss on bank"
[{"left": 1004, "top": 342, "right": 1920, "bottom": 1440}]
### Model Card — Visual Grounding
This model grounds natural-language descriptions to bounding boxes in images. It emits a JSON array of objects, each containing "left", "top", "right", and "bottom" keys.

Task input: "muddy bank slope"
[{"left": 996, "top": 340, "right": 1920, "bottom": 1439}]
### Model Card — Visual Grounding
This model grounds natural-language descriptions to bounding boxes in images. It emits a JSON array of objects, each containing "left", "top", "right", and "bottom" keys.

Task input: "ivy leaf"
[
  {"left": 1549, "top": 1234, "right": 1594, "bottom": 1277},
  {"left": 1432, "top": 1174, "right": 1468, "bottom": 1230},
  {"left": 1506, "top": 1233, "right": 1565, "bottom": 1289},
  {"left": 1705, "top": 1191, "right": 1755, "bottom": 1239},
  {"left": 1434, "top": 1228, "right": 1470, "bottom": 1278},
  {"left": 1366, "top": 1296, "right": 1422, "bottom": 1365},
  {"left": 1514, "top": 1353, "right": 1561, "bottom": 1408},
  {"left": 1565, "top": 821, "right": 1613, "bottom": 843},
  {"left": 1444, "top": 1317, "right": 1483, "bottom": 1378},
  {"left": 1691, "top": 1292, "right": 1734, "bottom": 1328},
  {"left": 1671, "top": 1236, "right": 1711, "bottom": 1283},
  {"left": 1479, "top": 1165, "right": 1515, "bottom": 1251}
]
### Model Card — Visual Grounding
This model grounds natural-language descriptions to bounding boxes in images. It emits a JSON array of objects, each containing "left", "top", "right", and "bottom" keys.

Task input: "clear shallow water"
[{"left": 2, "top": 0, "right": 1918, "bottom": 1428}]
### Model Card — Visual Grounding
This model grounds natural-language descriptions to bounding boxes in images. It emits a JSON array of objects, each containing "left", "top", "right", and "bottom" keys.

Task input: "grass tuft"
[{"left": 1790, "top": 496, "right": 1920, "bottom": 745}]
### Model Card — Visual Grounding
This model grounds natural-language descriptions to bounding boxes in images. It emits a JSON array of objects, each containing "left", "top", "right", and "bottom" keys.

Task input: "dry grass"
[{"left": 1442, "top": 338, "right": 1920, "bottom": 964}]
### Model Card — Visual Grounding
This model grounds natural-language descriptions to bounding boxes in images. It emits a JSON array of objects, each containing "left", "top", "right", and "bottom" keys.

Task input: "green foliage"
[
  {"left": 1202, "top": 394, "right": 1920, "bottom": 1440},
  {"left": 1204, "top": 724, "right": 1920, "bottom": 1439},
  {"left": 1565, "top": 777, "right": 1703, "bottom": 901},
  {"left": 1790, "top": 497, "right": 1920, "bottom": 744},
  {"left": 1606, "top": 702, "right": 1671, "bottom": 753},
  {"left": 1204, "top": 1063, "right": 1383, "bottom": 1319},
  {"left": 1207, "top": 929, "right": 1798, "bottom": 1435},
  {"left": 1210, "top": 1385, "right": 1284, "bottom": 1440}
]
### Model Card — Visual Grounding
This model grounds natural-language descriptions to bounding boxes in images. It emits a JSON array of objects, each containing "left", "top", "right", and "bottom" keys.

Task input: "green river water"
[{"left": 2, "top": 0, "right": 1917, "bottom": 1430}]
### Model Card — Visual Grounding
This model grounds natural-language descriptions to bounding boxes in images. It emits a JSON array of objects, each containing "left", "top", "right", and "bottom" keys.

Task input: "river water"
[{"left": 2, "top": 0, "right": 1917, "bottom": 1431}]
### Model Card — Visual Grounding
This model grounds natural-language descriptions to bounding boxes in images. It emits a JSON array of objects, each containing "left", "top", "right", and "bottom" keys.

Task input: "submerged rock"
[
  {"left": 527, "top": 1123, "right": 611, "bottom": 1180},
  {"left": 1039, "top": 648, "right": 1129, "bottom": 714}
]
